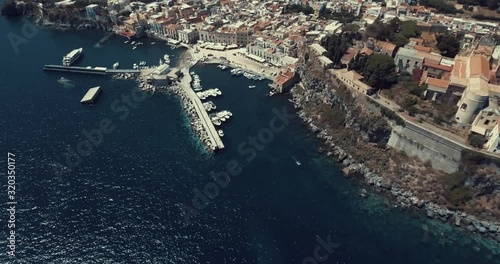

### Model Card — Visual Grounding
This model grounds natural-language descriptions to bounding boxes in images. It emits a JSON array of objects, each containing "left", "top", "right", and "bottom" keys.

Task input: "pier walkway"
[
  {"left": 43, "top": 65, "right": 140, "bottom": 75},
  {"left": 179, "top": 67, "right": 224, "bottom": 150}
]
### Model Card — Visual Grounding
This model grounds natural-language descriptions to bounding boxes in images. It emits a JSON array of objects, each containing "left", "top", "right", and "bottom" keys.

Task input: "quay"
[
  {"left": 179, "top": 67, "right": 224, "bottom": 150},
  {"left": 43, "top": 65, "right": 140, "bottom": 75}
]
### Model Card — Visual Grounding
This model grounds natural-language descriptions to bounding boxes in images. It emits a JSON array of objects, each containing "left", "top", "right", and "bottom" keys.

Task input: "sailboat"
[{"left": 292, "top": 156, "right": 301, "bottom": 166}]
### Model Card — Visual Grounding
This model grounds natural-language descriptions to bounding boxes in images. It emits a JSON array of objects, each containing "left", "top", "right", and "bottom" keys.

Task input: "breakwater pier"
[
  {"left": 43, "top": 65, "right": 140, "bottom": 75},
  {"left": 178, "top": 67, "right": 224, "bottom": 151}
]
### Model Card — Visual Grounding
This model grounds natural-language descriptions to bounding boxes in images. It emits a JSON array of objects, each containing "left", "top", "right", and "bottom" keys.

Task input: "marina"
[
  {"left": 196, "top": 88, "right": 222, "bottom": 100},
  {"left": 209, "top": 110, "right": 232, "bottom": 126},
  {"left": 178, "top": 67, "right": 225, "bottom": 150}
]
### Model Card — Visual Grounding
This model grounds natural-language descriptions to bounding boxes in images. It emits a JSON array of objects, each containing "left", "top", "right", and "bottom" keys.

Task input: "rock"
[
  {"left": 342, "top": 167, "right": 350, "bottom": 176},
  {"left": 472, "top": 220, "right": 482, "bottom": 230},
  {"left": 426, "top": 210, "right": 434, "bottom": 218},
  {"left": 467, "top": 225, "right": 476, "bottom": 232},
  {"left": 480, "top": 221, "right": 490, "bottom": 229},
  {"left": 462, "top": 217, "right": 472, "bottom": 226},
  {"left": 489, "top": 225, "right": 498, "bottom": 232},
  {"left": 454, "top": 215, "right": 461, "bottom": 227}
]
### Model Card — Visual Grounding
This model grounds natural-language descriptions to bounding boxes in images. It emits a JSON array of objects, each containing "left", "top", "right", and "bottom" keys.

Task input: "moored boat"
[{"left": 62, "top": 48, "right": 83, "bottom": 66}]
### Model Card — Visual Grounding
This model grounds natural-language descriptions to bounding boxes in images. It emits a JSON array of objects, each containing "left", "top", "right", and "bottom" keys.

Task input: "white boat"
[
  {"left": 218, "top": 130, "right": 224, "bottom": 137},
  {"left": 132, "top": 46, "right": 137, "bottom": 50},
  {"left": 113, "top": 62, "right": 119, "bottom": 69},
  {"left": 131, "top": 41, "right": 136, "bottom": 45},
  {"left": 249, "top": 85, "right": 256, "bottom": 89},
  {"left": 124, "top": 40, "right": 129, "bottom": 43},
  {"left": 151, "top": 42, "right": 156, "bottom": 45},
  {"left": 62, "top": 48, "right": 83, "bottom": 66}
]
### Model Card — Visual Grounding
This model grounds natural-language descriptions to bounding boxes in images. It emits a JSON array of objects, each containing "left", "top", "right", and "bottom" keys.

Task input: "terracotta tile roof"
[
  {"left": 276, "top": 71, "right": 295, "bottom": 85},
  {"left": 415, "top": 45, "right": 431, "bottom": 53},
  {"left": 341, "top": 47, "right": 358, "bottom": 63},
  {"left": 426, "top": 77, "right": 449, "bottom": 88},
  {"left": 342, "top": 70, "right": 363, "bottom": 81},
  {"left": 423, "top": 60, "right": 453, "bottom": 72},
  {"left": 469, "top": 55, "right": 490, "bottom": 81},
  {"left": 377, "top": 41, "right": 396, "bottom": 53},
  {"left": 360, "top": 47, "right": 373, "bottom": 56}
]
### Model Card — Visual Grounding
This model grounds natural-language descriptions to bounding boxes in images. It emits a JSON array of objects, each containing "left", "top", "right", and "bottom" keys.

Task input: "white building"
[
  {"left": 178, "top": 29, "right": 198, "bottom": 44},
  {"left": 485, "top": 122, "right": 500, "bottom": 153},
  {"left": 86, "top": 4, "right": 99, "bottom": 20}
]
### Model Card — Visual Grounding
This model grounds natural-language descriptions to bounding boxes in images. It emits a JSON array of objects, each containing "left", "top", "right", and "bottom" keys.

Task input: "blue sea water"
[{"left": 0, "top": 17, "right": 499, "bottom": 263}]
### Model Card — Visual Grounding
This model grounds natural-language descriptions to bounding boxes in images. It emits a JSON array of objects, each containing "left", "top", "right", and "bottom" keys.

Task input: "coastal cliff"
[
  {"left": 1, "top": 1, "right": 112, "bottom": 30},
  {"left": 292, "top": 45, "right": 500, "bottom": 242}
]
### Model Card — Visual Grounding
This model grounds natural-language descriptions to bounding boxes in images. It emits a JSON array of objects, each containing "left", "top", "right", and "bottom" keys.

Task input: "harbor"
[{"left": 45, "top": 46, "right": 229, "bottom": 151}]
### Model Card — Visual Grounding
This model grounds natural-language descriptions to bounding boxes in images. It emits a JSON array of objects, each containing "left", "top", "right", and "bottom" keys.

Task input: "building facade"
[{"left": 178, "top": 29, "right": 199, "bottom": 43}]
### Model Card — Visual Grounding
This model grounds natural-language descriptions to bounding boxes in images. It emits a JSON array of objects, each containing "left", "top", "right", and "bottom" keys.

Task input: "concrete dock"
[
  {"left": 180, "top": 67, "right": 224, "bottom": 150},
  {"left": 80, "top": 86, "right": 101, "bottom": 103}
]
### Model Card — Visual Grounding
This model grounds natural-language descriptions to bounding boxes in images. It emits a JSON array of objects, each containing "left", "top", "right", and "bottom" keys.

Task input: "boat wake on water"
[{"left": 292, "top": 156, "right": 301, "bottom": 166}]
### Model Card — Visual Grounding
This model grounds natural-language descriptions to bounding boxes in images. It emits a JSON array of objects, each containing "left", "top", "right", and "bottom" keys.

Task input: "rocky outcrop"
[
  {"left": 1, "top": 0, "right": 37, "bottom": 17},
  {"left": 291, "top": 47, "right": 500, "bottom": 242}
]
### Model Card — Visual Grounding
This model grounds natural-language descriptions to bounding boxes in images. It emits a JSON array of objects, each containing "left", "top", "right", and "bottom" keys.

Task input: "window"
[
  {"left": 460, "top": 103, "right": 467, "bottom": 111},
  {"left": 484, "top": 120, "right": 490, "bottom": 125}
]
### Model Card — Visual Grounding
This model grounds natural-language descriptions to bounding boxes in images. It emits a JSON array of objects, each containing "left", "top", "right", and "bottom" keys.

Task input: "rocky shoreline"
[{"left": 289, "top": 85, "right": 500, "bottom": 244}]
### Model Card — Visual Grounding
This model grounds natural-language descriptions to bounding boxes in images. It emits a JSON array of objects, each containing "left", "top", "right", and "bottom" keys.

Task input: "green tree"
[
  {"left": 399, "top": 21, "right": 419, "bottom": 39},
  {"left": 343, "top": 23, "right": 360, "bottom": 32},
  {"left": 362, "top": 54, "right": 397, "bottom": 89},
  {"left": 394, "top": 33, "right": 409, "bottom": 48},
  {"left": 437, "top": 34, "right": 460, "bottom": 57},
  {"left": 389, "top": 17, "right": 401, "bottom": 32},
  {"left": 468, "top": 133, "right": 485, "bottom": 148}
]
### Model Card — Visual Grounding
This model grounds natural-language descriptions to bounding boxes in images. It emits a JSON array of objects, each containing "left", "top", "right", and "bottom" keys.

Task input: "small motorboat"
[
  {"left": 248, "top": 85, "right": 256, "bottom": 89},
  {"left": 292, "top": 156, "right": 301, "bottom": 166}
]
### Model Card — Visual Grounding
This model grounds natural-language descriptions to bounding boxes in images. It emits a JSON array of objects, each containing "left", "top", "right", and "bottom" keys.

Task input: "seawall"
[{"left": 388, "top": 123, "right": 462, "bottom": 173}]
